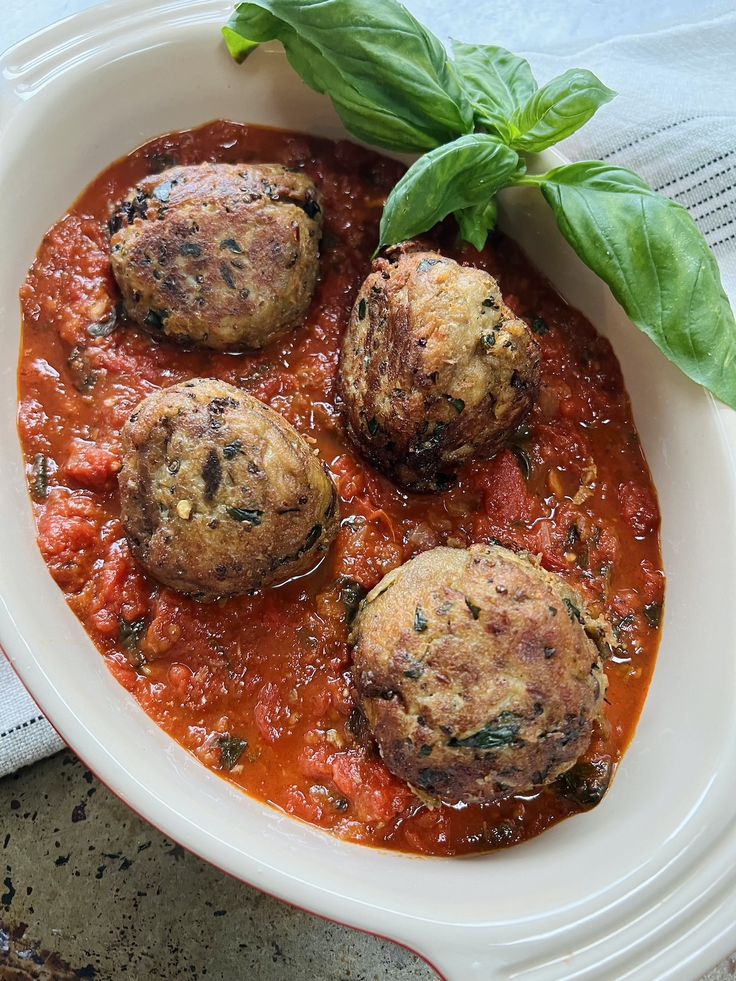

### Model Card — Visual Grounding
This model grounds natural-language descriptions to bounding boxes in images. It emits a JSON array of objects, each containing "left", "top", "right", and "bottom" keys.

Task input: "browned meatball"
[
  {"left": 119, "top": 379, "right": 338, "bottom": 600},
  {"left": 338, "top": 247, "right": 540, "bottom": 491},
  {"left": 350, "top": 544, "right": 612, "bottom": 804},
  {"left": 109, "top": 163, "right": 322, "bottom": 351}
]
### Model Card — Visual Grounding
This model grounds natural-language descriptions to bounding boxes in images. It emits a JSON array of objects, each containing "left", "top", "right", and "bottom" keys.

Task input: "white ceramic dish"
[{"left": 2, "top": 2, "right": 736, "bottom": 978}]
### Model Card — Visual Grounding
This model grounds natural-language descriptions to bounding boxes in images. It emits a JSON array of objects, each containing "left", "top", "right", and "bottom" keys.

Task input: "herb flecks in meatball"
[
  {"left": 109, "top": 163, "right": 323, "bottom": 351},
  {"left": 350, "top": 544, "right": 612, "bottom": 805},
  {"left": 119, "top": 379, "right": 338, "bottom": 600},
  {"left": 338, "top": 246, "right": 540, "bottom": 491}
]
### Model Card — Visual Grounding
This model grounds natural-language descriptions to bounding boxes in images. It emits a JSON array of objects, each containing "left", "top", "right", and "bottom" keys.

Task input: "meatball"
[
  {"left": 119, "top": 379, "right": 338, "bottom": 600},
  {"left": 350, "top": 544, "right": 612, "bottom": 804},
  {"left": 109, "top": 163, "right": 323, "bottom": 351},
  {"left": 338, "top": 247, "right": 540, "bottom": 490}
]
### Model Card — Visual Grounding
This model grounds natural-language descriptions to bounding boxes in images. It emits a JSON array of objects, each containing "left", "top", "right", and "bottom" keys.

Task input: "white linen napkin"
[
  {"left": 518, "top": 8, "right": 736, "bottom": 301},
  {"left": 1, "top": 3, "right": 734, "bottom": 778},
  {"left": 0, "top": 654, "right": 63, "bottom": 778}
]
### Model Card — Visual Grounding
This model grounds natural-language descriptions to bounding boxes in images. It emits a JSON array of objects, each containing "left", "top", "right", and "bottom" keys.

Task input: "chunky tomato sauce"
[{"left": 17, "top": 122, "right": 663, "bottom": 855}]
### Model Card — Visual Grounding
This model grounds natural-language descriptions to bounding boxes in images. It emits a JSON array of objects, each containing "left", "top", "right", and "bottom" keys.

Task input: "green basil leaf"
[
  {"left": 218, "top": 735, "right": 248, "bottom": 770},
  {"left": 226, "top": 11, "right": 433, "bottom": 151},
  {"left": 222, "top": 25, "right": 260, "bottom": 62},
  {"left": 30, "top": 453, "right": 49, "bottom": 502},
  {"left": 449, "top": 711, "right": 523, "bottom": 750},
  {"left": 252, "top": 17, "right": 441, "bottom": 152},
  {"left": 379, "top": 134, "right": 522, "bottom": 247},
  {"left": 510, "top": 69, "right": 615, "bottom": 152},
  {"left": 456, "top": 197, "right": 498, "bottom": 251},
  {"left": 276, "top": 28, "right": 441, "bottom": 152},
  {"left": 223, "top": 0, "right": 473, "bottom": 152},
  {"left": 451, "top": 41, "right": 537, "bottom": 140},
  {"left": 537, "top": 162, "right": 736, "bottom": 408}
]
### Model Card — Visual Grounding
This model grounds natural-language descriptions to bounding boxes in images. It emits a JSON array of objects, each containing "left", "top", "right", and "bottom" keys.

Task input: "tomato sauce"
[{"left": 17, "top": 122, "right": 663, "bottom": 855}]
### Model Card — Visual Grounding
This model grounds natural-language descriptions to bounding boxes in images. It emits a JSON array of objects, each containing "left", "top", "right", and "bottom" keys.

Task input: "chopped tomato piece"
[
  {"left": 254, "top": 682, "right": 290, "bottom": 745},
  {"left": 65, "top": 438, "right": 121, "bottom": 490},
  {"left": 618, "top": 481, "right": 659, "bottom": 535}
]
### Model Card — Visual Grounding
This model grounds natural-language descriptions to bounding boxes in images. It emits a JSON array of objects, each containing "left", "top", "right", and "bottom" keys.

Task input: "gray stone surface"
[
  {"left": 0, "top": 751, "right": 435, "bottom": 980},
  {"left": 1, "top": 751, "right": 732, "bottom": 979}
]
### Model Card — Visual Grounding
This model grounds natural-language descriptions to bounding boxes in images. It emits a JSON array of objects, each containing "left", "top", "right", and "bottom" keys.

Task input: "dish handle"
[{"left": 401, "top": 931, "right": 513, "bottom": 981}]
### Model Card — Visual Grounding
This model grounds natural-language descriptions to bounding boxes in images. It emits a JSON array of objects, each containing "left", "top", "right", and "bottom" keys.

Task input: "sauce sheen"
[{"left": 17, "top": 122, "right": 663, "bottom": 855}]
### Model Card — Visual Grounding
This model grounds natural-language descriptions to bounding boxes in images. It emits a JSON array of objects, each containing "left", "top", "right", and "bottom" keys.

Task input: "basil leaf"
[
  {"left": 537, "top": 162, "right": 736, "bottom": 408},
  {"left": 414, "top": 607, "right": 428, "bottom": 632},
  {"left": 510, "top": 69, "right": 615, "bottom": 152},
  {"left": 218, "top": 735, "right": 248, "bottom": 770},
  {"left": 456, "top": 197, "right": 498, "bottom": 251},
  {"left": 226, "top": 506, "right": 264, "bottom": 525},
  {"left": 30, "top": 454, "right": 49, "bottom": 502},
  {"left": 379, "top": 134, "right": 522, "bottom": 247},
  {"left": 259, "top": 22, "right": 442, "bottom": 152},
  {"left": 464, "top": 597, "right": 481, "bottom": 619},
  {"left": 643, "top": 602, "right": 662, "bottom": 628},
  {"left": 119, "top": 617, "right": 146, "bottom": 653},
  {"left": 451, "top": 41, "right": 537, "bottom": 140},
  {"left": 222, "top": 25, "right": 260, "bottom": 62},
  {"left": 223, "top": 0, "right": 473, "bottom": 152},
  {"left": 226, "top": 12, "right": 430, "bottom": 151},
  {"left": 337, "top": 576, "right": 367, "bottom": 621},
  {"left": 449, "top": 711, "right": 523, "bottom": 750},
  {"left": 118, "top": 617, "right": 147, "bottom": 669}
]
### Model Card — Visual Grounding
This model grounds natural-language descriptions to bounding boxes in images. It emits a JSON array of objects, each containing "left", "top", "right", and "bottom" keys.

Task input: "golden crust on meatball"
[
  {"left": 338, "top": 247, "right": 540, "bottom": 491},
  {"left": 119, "top": 379, "right": 338, "bottom": 600},
  {"left": 109, "top": 163, "right": 323, "bottom": 351},
  {"left": 350, "top": 544, "right": 612, "bottom": 804}
]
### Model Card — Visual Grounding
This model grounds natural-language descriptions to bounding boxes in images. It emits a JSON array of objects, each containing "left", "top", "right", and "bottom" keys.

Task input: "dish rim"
[{"left": 2, "top": 3, "right": 736, "bottom": 979}]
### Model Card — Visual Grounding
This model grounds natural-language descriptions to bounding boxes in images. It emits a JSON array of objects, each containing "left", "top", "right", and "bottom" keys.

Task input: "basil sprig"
[
  {"left": 223, "top": 0, "right": 473, "bottom": 152},
  {"left": 224, "top": 0, "right": 736, "bottom": 408},
  {"left": 379, "top": 134, "right": 523, "bottom": 248}
]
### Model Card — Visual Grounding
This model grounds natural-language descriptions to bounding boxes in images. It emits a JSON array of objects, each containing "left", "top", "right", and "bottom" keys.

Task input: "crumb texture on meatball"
[
  {"left": 119, "top": 379, "right": 338, "bottom": 599},
  {"left": 338, "top": 246, "right": 540, "bottom": 490},
  {"left": 109, "top": 163, "right": 323, "bottom": 351},
  {"left": 350, "top": 544, "right": 612, "bottom": 804}
]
